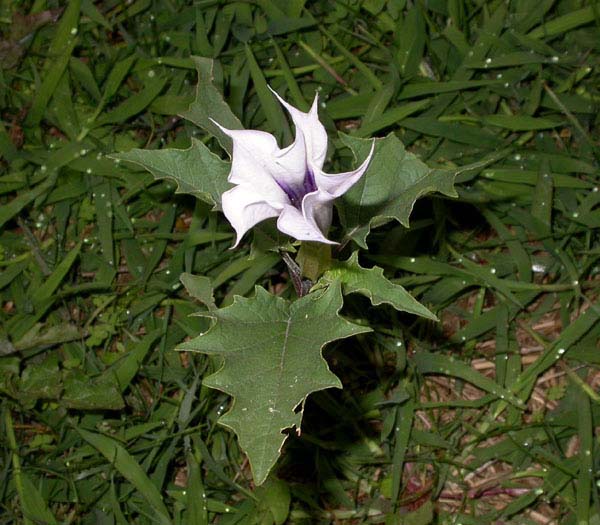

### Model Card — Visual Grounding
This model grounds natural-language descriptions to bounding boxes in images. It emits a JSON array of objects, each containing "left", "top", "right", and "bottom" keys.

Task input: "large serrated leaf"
[
  {"left": 317, "top": 252, "right": 438, "bottom": 321},
  {"left": 338, "top": 133, "right": 458, "bottom": 247},
  {"left": 111, "top": 138, "right": 230, "bottom": 210},
  {"left": 179, "top": 56, "right": 243, "bottom": 155},
  {"left": 178, "top": 282, "right": 370, "bottom": 484}
]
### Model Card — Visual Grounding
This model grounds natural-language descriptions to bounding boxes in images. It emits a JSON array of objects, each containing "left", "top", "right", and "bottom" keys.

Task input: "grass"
[{"left": 1, "top": 0, "right": 599, "bottom": 523}]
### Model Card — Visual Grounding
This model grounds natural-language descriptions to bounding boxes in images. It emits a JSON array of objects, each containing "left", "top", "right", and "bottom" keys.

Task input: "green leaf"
[
  {"left": 62, "top": 370, "right": 123, "bottom": 410},
  {"left": 112, "top": 138, "right": 230, "bottom": 210},
  {"left": 296, "top": 242, "right": 332, "bottom": 281},
  {"left": 180, "top": 273, "right": 216, "bottom": 310},
  {"left": 20, "top": 474, "right": 58, "bottom": 525},
  {"left": 317, "top": 252, "right": 437, "bottom": 321},
  {"left": 338, "top": 133, "right": 458, "bottom": 247},
  {"left": 77, "top": 428, "right": 171, "bottom": 525},
  {"left": 20, "top": 354, "right": 62, "bottom": 403},
  {"left": 255, "top": 478, "right": 291, "bottom": 525},
  {"left": 178, "top": 282, "right": 370, "bottom": 485},
  {"left": 179, "top": 56, "right": 243, "bottom": 155}
]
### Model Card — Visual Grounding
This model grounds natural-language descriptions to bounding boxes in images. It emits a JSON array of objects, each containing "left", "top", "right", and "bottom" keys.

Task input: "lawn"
[{"left": 1, "top": 1, "right": 599, "bottom": 524}]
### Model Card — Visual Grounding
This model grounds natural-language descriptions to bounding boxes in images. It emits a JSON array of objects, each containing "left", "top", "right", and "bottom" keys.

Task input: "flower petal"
[
  {"left": 302, "top": 190, "right": 334, "bottom": 234},
  {"left": 314, "top": 141, "right": 375, "bottom": 197},
  {"left": 273, "top": 126, "right": 307, "bottom": 188},
  {"left": 277, "top": 204, "right": 337, "bottom": 244},
  {"left": 269, "top": 87, "right": 328, "bottom": 169},
  {"left": 222, "top": 185, "right": 282, "bottom": 247},
  {"left": 213, "top": 121, "right": 292, "bottom": 198}
]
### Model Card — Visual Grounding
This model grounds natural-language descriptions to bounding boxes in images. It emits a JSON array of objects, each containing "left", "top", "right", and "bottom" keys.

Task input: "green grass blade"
[
  {"left": 245, "top": 44, "right": 291, "bottom": 142},
  {"left": 77, "top": 428, "right": 172, "bottom": 524},
  {"left": 25, "top": 0, "right": 81, "bottom": 127},
  {"left": 34, "top": 241, "right": 81, "bottom": 305},
  {"left": 320, "top": 25, "right": 382, "bottom": 90},
  {"left": 20, "top": 474, "right": 58, "bottom": 525},
  {"left": 390, "top": 399, "right": 414, "bottom": 508},
  {"left": 576, "top": 388, "right": 593, "bottom": 525},
  {"left": 356, "top": 99, "right": 431, "bottom": 137},
  {"left": 185, "top": 452, "right": 209, "bottom": 525},
  {"left": 528, "top": 6, "right": 596, "bottom": 39},
  {"left": 413, "top": 351, "right": 524, "bottom": 408},
  {"left": 271, "top": 39, "right": 309, "bottom": 111}
]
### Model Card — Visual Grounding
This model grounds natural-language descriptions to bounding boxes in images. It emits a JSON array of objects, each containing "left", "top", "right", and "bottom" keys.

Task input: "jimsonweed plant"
[{"left": 115, "top": 57, "right": 459, "bottom": 484}]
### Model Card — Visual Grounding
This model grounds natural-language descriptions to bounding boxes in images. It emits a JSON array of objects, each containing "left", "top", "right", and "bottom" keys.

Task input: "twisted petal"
[
  {"left": 314, "top": 141, "right": 375, "bottom": 197},
  {"left": 302, "top": 191, "right": 334, "bottom": 234},
  {"left": 222, "top": 185, "right": 283, "bottom": 247},
  {"left": 277, "top": 203, "right": 336, "bottom": 244},
  {"left": 211, "top": 121, "right": 304, "bottom": 196},
  {"left": 269, "top": 87, "right": 328, "bottom": 169}
]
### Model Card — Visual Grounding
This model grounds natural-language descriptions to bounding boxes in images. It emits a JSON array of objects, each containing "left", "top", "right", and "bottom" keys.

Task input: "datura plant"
[{"left": 114, "top": 57, "right": 460, "bottom": 485}]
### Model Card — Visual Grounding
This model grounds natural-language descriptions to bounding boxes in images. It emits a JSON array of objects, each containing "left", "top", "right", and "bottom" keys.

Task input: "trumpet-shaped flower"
[{"left": 215, "top": 89, "right": 374, "bottom": 247}]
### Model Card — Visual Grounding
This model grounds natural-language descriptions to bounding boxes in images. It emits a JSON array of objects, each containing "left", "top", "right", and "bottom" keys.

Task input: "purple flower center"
[{"left": 275, "top": 168, "right": 317, "bottom": 209}]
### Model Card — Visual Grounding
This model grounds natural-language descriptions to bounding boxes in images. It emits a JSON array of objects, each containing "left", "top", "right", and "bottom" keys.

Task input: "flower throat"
[{"left": 275, "top": 168, "right": 317, "bottom": 209}]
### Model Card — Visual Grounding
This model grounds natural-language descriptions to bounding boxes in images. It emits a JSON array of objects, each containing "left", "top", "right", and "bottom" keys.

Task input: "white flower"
[{"left": 214, "top": 88, "right": 374, "bottom": 247}]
